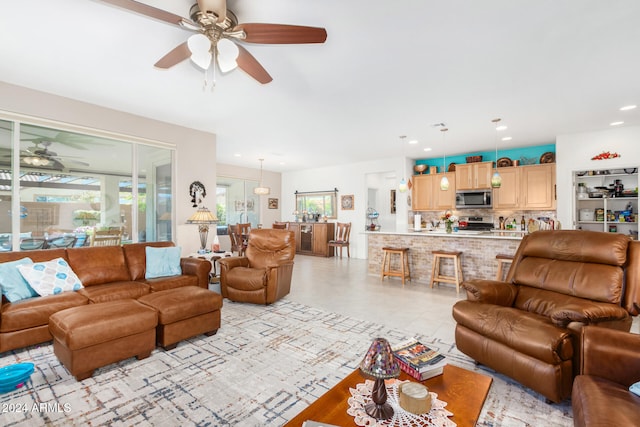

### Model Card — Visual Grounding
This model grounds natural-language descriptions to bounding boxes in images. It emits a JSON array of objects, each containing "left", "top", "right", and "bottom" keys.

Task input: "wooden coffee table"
[{"left": 284, "top": 364, "right": 492, "bottom": 427}]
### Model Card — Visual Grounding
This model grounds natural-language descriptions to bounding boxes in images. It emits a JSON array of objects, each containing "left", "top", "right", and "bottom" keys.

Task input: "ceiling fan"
[
  {"left": 2, "top": 141, "right": 90, "bottom": 170},
  {"left": 99, "top": 0, "right": 328, "bottom": 84}
]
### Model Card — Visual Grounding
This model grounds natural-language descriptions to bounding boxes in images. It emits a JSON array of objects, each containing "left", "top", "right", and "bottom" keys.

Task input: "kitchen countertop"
[{"left": 363, "top": 229, "right": 525, "bottom": 240}]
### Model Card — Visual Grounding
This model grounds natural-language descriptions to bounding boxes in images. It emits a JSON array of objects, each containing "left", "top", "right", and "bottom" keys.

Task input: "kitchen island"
[{"left": 365, "top": 229, "right": 524, "bottom": 288}]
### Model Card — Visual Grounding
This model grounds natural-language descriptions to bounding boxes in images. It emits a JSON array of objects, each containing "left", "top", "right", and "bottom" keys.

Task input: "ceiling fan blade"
[
  {"left": 57, "top": 158, "right": 91, "bottom": 167},
  {"left": 198, "top": 0, "right": 226, "bottom": 23},
  {"left": 154, "top": 42, "right": 191, "bottom": 69},
  {"left": 236, "top": 45, "right": 273, "bottom": 84},
  {"left": 236, "top": 23, "right": 327, "bottom": 44},
  {"left": 99, "top": 0, "right": 186, "bottom": 26}
]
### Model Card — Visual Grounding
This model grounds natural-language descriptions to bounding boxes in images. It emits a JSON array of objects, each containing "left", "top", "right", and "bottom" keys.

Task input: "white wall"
[
  {"left": 282, "top": 156, "right": 408, "bottom": 259},
  {"left": 556, "top": 125, "right": 640, "bottom": 229},
  {"left": 0, "top": 81, "right": 216, "bottom": 255}
]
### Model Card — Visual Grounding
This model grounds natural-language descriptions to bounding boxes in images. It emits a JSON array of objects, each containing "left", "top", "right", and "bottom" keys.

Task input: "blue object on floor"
[{"left": 0, "top": 362, "right": 34, "bottom": 393}]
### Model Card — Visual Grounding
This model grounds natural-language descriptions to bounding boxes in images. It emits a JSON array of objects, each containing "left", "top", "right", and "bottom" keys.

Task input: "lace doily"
[{"left": 347, "top": 380, "right": 456, "bottom": 427}]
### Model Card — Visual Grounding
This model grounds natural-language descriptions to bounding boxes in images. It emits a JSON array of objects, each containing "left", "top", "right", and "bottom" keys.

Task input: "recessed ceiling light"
[
  {"left": 501, "top": 136, "right": 512, "bottom": 141},
  {"left": 233, "top": 153, "right": 241, "bottom": 157},
  {"left": 496, "top": 125, "right": 508, "bottom": 131},
  {"left": 610, "top": 121, "right": 624, "bottom": 126},
  {"left": 620, "top": 105, "right": 637, "bottom": 111},
  {"left": 423, "top": 147, "right": 432, "bottom": 152},
  {"left": 409, "top": 139, "right": 418, "bottom": 145}
]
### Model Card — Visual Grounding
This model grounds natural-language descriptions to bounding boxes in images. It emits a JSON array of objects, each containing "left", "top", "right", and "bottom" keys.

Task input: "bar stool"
[
  {"left": 381, "top": 247, "right": 411, "bottom": 285},
  {"left": 496, "top": 254, "right": 514, "bottom": 281},
  {"left": 430, "top": 250, "right": 463, "bottom": 294}
]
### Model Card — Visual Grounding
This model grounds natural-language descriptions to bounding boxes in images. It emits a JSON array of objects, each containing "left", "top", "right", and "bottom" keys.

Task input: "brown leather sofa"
[
  {"left": 219, "top": 228, "right": 295, "bottom": 304},
  {"left": 572, "top": 326, "right": 640, "bottom": 426},
  {"left": 452, "top": 230, "right": 640, "bottom": 403},
  {"left": 0, "top": 241, "right": 211, "bottom": 353}
]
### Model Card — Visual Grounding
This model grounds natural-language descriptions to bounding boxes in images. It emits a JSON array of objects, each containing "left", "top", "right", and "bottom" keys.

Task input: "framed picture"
[
  {"left": 268, "top": 198, "right": 278, "bottom": 209},
  {"left": 341, "top": 194, "right": 354, "bottom": 210}
]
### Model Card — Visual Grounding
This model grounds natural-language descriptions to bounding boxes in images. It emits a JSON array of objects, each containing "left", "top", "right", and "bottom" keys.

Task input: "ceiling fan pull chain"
[
  {"left": 202, "top": 67, "right": 208, "bottom": 91},
  {"left": 211, "top": 48, "right": 217, "bottom": 92}
]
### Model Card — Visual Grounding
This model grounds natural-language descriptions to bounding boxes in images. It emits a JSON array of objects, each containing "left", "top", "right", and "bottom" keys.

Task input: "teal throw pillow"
[
  {"left": 0, "top": 258, "right": 38, "bottom": 302},
  {"left": 145, "top": 246, "right": 182, "bottom": 279}
]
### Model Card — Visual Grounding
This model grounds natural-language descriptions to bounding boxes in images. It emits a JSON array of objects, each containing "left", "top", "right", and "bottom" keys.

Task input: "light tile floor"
[
  {"left": 286, "top": 255, "right": 639, "bottom": 340},
  {"left": 288, "top": 255, "right": 464, "bottom": 344}
]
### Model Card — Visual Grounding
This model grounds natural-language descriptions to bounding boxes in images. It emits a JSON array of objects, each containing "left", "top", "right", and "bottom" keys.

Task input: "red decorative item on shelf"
[{"left": 591, "top": 151, "right": 621, "bottom": 160}]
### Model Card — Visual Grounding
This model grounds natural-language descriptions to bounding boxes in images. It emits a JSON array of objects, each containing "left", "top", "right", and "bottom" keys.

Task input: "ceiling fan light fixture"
[
  {"left": 216, "top": 38, "right": 239, "bottom": 72},
  {"left": 188, "top": 34, "right": 213, "bottom": 69},
  {"left": 23, "top": 156, "right": 51, "bottom": 166}
]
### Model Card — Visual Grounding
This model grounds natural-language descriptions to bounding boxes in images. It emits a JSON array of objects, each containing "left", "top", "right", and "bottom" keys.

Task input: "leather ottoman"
[
  {"left": 137, "top": 286, "right": 222, "bottom": 350},
  {"left": 49, "top": 299, "right": 158, "bottom": 381}
]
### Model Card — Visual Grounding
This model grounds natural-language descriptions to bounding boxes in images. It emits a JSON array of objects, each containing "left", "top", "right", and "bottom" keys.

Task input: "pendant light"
[
  {"left": 440, "top": 128, "right": 450, "bottom": 190},
  {"left": 491, "top": 118, "right": 502, "bottom": 188},
  {"left": 254, "top": 158, "right": 270, "bottom": 195},
  {"left": 398, "top": 135, "right": 408, "bottom": 193}
]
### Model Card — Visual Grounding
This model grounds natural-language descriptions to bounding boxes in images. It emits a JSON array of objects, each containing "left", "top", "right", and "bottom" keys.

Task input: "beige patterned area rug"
[{"left": 1, "top": 299, "right": 572, "bottom": 426}]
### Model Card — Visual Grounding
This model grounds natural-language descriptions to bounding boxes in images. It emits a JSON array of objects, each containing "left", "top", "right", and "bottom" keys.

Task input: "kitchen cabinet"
[
  {"left": 521, "top": 163, "right": 556, "bottom": 209},
  {"left": 492, "top": 164, "right": 556, "bottom": 210},
  {"left": 455, "top": 161, "right": 492, "bottom": 190},
  {"left": 411, "top": 173, "right": 456, "bottom": 211},
  {"left": 574, "top": 168, "right": 638, "bottom": 238},
  {"left": 288, "top": 222, "right": 335, "bottom": 257},
  {"left": 492, "top": 166, "right": 519, "bottom": 209}
]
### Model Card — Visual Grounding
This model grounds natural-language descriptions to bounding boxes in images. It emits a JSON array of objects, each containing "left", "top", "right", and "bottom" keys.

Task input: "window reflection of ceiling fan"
[
  {"left": 99, "top": 0, "right": 327, "bottom": 84},
  {"left": 3, "top": 141, "right": 90, "bottom": 170}
]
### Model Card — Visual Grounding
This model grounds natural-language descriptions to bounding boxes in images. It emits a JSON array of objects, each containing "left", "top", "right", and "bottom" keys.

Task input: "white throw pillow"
[{"left": 17, "top": 258, "right": 83, "bottom": 296}]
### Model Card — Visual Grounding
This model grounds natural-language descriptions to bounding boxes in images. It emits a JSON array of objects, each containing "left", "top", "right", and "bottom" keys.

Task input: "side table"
[{"left": 189, "top": 251, "right": 232, "bottom": 282}]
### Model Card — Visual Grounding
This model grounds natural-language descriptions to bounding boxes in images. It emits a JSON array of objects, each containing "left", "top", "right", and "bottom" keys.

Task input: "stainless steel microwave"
[{"left": 455, "top": 190, "right": 492, "bottom": 209}]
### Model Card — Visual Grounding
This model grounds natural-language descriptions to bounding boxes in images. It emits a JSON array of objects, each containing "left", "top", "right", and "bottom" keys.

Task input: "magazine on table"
[{"left": 392, "top": 338, "right": 447, "bottom": 381}]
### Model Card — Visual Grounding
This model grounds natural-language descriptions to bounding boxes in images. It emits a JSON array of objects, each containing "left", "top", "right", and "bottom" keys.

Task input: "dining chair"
[
  {"left": 328, "top": 222, "right": 351, "bottom": 258},
  {"left": 272, "top": 222, "right": 289, "bottom": 229},
  {"left": 47, "top": 235, "right": 77, "bottom": 248},
  {"left": 19, "top": 238, "right": 47, "bottom": 251},
  {"left": 227, "top": 224, "right": 240, "bottom": 254},
  {"left": 235, "top": 223, "right": 251, "bottom": 256},
  {"left": 89, "top": 228, "right": 123, "bottom": 247}
]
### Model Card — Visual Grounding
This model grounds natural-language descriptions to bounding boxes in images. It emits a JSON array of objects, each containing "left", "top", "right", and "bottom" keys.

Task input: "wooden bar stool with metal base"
[
  {"left": 430, "top": 250, "right": 463, "bottom": 294},
  {"left": 381, "top": 247, "right": 411, "bottom": 285},
  {"left": 496, "top": 254, "right": 514, "bottom": 281}
]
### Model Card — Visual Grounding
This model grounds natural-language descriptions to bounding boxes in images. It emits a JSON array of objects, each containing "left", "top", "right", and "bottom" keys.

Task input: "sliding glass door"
[{"left": 0, "top": 120, "right": 174, "bottom": 250}]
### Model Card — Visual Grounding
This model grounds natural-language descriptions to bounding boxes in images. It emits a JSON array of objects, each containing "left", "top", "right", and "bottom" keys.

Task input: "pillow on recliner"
[{"left": 145, "top": 246, "right": 182, "bottom": 279}]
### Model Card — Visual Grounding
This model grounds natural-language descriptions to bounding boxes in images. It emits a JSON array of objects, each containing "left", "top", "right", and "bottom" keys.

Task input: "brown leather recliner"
[
  {"left": 218, "top": 229, "right": 295, "bottom": 304},
  {"left": 452, "top": 230, "right": 640, "bottom": 403},
  {"left": 572, "top": 326, "right": 640, "bottom": 426}
]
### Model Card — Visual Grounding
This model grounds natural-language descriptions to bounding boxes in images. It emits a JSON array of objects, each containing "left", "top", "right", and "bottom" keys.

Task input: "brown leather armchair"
[
  {"left": 452, "top": 230, "right": 640, "bottom": 403},
  {"left": 572, "top": 326, "right": 640, "bottom": 426},
  {"left": 218, "top": 229, "right": 295, "bottom": 304}
]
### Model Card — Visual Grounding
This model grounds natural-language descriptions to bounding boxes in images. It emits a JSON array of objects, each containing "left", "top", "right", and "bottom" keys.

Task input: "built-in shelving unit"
[{"left": 573, "top": 168, "right": 638, "bottom": 238}]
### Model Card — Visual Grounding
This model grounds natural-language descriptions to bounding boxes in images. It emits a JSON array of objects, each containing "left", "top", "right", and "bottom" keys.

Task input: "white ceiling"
[{"left": 1, "top": 0, "right": 639, "bottom": 173}]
